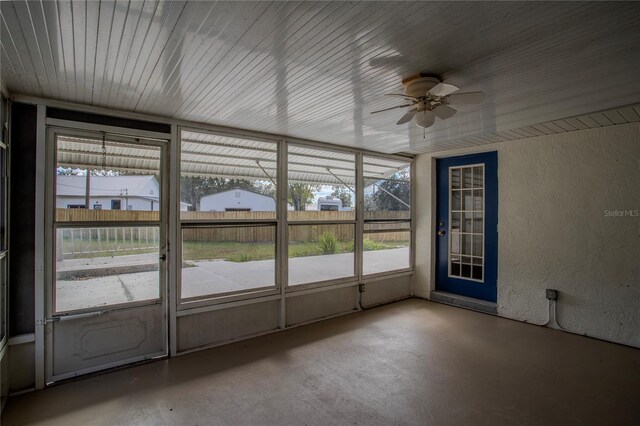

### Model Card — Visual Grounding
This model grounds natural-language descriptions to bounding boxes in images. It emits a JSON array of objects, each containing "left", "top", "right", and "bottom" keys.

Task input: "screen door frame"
[{"left": 44, "top": 125, "right": 169, "bottom": 383}]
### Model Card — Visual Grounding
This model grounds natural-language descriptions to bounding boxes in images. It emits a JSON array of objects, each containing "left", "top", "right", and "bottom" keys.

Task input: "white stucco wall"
[
  {"left": 414, "top": 123, "right": 640, "bottom": 347},
  {"left": 199, "top": 190, "right": 276, "bottom": 211}
]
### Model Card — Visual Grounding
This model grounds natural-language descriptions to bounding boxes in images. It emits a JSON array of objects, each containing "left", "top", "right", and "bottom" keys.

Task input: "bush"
[
  {"left": 228, "top": 252, "right": 254, "bottom": 262},
  {"left": 363, "top": 239, "right": 387, "bottom": 251},
  {"left": 318, "top": 232, "right": 338, "bottom": 254}
]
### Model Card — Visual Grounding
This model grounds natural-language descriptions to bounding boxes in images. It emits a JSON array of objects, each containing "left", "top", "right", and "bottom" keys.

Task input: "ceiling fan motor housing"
[{"left": 403, "top": 76, "right": 440, "bottom": 98}]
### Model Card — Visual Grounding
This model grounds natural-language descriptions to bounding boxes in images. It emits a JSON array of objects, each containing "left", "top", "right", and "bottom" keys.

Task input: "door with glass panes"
[
  {"left": 45, "top": 128, "right": 168, "bottom": 383},
  {"left": 436, "top": 152, "right": 498, "bottom": 302}
]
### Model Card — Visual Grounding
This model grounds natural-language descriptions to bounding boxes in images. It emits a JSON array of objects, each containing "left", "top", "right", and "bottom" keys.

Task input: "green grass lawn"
[
  {"left": 183, "top": 240, "right": 361, "bottom": 262},
  {"left": 183, "top": 239, "right": 409, "bottom": 262},
  {"left": 61, "top": 238, "right": 408, "bottom": 262}
]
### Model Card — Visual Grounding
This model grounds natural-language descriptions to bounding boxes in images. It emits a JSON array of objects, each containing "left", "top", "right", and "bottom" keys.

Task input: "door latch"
[{"left": 159, "top": 254, "right": 167, "bottom": 261}]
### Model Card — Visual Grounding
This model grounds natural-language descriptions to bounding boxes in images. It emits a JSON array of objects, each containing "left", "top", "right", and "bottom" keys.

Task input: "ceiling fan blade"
[
  {"left": 385, "top": 93, "right": 419, "bottom": 101},
  {"left": 433, "top": 105, "right": 457, "bottom": 120},
  {"left": 414, "top": 109, "right": 435, "bottom": 128},
  {"left": 446, "top": 91, "right": 484, "bottom": 105},
  {"left": 370, "top": 104, "right": 414, "bottom": 114},
  {"left": 396, "top": 108, "right": 417, "bottom": 125},
  {"left": 428, "top": 83, "right": 459, "bottom": 97}
]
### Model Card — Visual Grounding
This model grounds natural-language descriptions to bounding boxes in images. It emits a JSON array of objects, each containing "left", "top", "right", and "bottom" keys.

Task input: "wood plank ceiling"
[{"left": 1, "top": 1, "right": 639, "bottom": 154}]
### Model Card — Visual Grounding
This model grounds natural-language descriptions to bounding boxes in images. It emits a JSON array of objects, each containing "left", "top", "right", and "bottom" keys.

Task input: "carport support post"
[{"left": 85, "top": 169, "right": 90, "bottom": 209}]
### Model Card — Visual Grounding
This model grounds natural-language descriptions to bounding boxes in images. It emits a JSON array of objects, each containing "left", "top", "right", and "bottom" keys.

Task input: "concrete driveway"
[{"left": 55, "top": 248, "right": 409, "bottom": 311}]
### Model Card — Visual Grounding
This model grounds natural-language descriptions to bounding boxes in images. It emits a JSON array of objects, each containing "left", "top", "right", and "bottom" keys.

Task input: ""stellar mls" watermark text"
[{"left": 603, "top": 209, "right": 639, "bottom": 217}]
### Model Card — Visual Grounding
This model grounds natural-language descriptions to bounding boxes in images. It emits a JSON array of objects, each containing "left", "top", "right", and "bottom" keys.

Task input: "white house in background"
[
  {"left": 57, "top": 175, "right": 191, "bottom": 211},
  {"left": 199, "top": 189, "right": 275, "bottom": 211}
]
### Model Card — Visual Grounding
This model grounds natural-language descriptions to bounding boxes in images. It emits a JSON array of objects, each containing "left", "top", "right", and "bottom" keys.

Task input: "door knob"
[{"left": 437, "top": 230, "right": 446, "bottom": 236}]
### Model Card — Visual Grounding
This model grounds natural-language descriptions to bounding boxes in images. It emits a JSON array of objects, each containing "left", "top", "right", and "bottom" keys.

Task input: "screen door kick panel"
[{"left": 448, "top": 164, "right": 484, "bottom": 282}]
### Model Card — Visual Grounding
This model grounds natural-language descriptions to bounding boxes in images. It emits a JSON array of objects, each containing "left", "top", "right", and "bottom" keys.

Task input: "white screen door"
[{"left": 45, "top": 128, "right": 168, "bottom": 383}]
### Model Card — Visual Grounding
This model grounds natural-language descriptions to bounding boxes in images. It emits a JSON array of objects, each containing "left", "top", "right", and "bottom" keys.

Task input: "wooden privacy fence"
[
  {"left": 56, "top": 209, "right": 160, "bottom": 222},
  {"left": 56, "top": 209, "right": 410, "bottom": 244}
]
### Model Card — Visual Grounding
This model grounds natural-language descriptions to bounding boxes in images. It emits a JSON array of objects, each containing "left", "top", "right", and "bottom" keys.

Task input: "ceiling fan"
[{"left": 371, "top": 75, "right": 484, "bottom": 128}]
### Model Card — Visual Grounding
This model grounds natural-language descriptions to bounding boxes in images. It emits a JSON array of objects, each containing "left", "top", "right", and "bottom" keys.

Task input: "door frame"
[
  {"left": 434, "top": 151, "right": 498, "bottom": 303},
  {"left": 43, "top": 124, "right": 170, "bottom": 384}
]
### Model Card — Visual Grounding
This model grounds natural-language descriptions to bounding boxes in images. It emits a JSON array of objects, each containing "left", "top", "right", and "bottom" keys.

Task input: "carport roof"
[{"left": 57, "top": 130, "right": 410, "bottom": 186}]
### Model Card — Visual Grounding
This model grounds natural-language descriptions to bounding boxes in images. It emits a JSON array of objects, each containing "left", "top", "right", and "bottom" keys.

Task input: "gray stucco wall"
[{"left": 414, "top": 123, "right": 640, "bottom": 347}]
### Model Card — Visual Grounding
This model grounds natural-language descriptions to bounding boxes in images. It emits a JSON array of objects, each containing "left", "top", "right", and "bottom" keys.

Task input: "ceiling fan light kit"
[
  {"left": 414, "top": 109, "right": 435, "bottom": 128},
  {"left": 371, "top": 75, "right": 485, "bottom": 129}
]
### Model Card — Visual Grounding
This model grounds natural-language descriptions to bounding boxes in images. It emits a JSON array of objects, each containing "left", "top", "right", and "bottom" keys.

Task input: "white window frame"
[
  {"left": 20, "top": 93, "right": 415, "bottom": 376},
  {"left": 175, "top": 129, "right": 414, "bottom": 308},
  {"left": 285, "top": 142, "right": 358, "bottom": 291},
  {"left": 176, "top": 128, "right": 281, "bottom": 309},
  {"left": 361, "top": 156, "right": 413, "bottom": 279}
]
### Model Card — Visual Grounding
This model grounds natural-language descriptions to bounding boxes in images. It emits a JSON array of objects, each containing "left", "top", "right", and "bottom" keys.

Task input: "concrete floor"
[{"left": 3, "top": 299, "right": 639, "bottom": 425}]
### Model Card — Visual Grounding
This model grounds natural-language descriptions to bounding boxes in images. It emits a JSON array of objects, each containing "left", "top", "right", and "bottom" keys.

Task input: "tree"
[
  {"left": 254, "top": 180, "right": 276, "bottom": 198},
  {"left": 181, "top": 176, "right": 205, "bottom": 210},
  {"left": 331, "top": 186, "right": 353, "bottom": 208},
  {"left": 288, "top": 183, "right": 319, "bottom": 211},
  {"left": 366, "top": 169, "right": 410, "bottom": 211}
]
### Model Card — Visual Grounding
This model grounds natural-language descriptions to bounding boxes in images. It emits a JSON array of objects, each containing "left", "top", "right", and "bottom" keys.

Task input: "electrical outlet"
[
  {"left": 546, "top": 289, "right": 558, "bottom": 300},
  {"left": 358, "top": 284, "right": 365, "bottom": 293}
]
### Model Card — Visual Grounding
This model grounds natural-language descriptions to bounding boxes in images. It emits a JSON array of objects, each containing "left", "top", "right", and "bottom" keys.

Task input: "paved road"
[{"left": 55, "top": 248, "right": 409, "bottom": 311}]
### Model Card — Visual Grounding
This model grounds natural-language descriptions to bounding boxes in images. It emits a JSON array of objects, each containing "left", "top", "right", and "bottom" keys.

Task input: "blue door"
[{"left": 436, "top": 152, "right": 498, "bottom": 302}]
